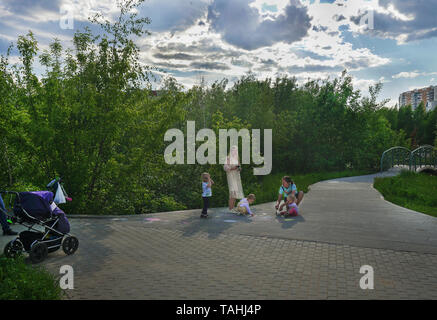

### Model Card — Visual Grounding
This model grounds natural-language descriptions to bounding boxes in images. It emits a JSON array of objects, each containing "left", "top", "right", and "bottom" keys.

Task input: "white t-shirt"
[{"left": 202, "top": 182, "right": 212, "bottom": 197}]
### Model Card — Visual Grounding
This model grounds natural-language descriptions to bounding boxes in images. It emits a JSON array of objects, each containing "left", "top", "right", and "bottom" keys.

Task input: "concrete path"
[{"left": 1, "top": 169, "right": 437, "bottom": 299}]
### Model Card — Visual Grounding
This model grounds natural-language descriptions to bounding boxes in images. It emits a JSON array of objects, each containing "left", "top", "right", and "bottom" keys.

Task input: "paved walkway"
[{"left": 2, "top": 169, "right": 437, "bottom": 299}]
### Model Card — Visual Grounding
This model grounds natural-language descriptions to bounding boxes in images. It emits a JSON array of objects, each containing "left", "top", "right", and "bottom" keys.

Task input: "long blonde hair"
[{"left": 228, "top": 145, "right": 239, "bottom": 165}]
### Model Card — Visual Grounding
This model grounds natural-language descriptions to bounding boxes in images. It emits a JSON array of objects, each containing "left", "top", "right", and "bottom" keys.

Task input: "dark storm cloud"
[
  {"left": 207, "top": 0, "right": 312, "bottom": 50},
  {"left": 351, "top": 0, "right": 437, "bottom": 42}
]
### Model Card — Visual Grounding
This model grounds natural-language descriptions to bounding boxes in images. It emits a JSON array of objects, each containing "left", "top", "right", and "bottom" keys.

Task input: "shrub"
[{"left": 0, "top": 255, "right": 62, "bottom": 300}]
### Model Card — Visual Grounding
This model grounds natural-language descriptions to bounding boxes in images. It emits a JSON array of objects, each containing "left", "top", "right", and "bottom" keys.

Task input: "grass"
[
  {"left": 374, "top": 170, "right": 437, "bottom": 217},
  {"left": 0, "top": 255, "right": 62, "bottom": 300},
  {"left": 247, "top": 170, "right": 374, "bottom": 204}
]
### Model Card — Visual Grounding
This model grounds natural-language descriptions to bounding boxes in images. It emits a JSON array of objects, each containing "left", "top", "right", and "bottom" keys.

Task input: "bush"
[
  {"left": 150, "top": 195, "right": 187, "bottom": 212},
  {"left": 10, "top": 182, "right": 40, "bottom": 192},
  {"left": 0, "top": 255, "right": 62, "bottom": 300}
]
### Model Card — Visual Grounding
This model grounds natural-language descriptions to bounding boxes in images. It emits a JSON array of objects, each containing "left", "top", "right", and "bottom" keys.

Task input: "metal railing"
[
  {"left": 380, "top": 147, "right": 411, "bottom": 172},
  {"left": 380, "top": 145, "right": 437, "bottom": 172},
  {"left": 410, "top": 145, "right": 437, "bottom": 172}
]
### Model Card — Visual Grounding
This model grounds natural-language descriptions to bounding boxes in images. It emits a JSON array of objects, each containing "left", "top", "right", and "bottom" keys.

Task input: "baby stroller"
[{"left": 2, "top": 191, "right": 79, "bottom": 264}]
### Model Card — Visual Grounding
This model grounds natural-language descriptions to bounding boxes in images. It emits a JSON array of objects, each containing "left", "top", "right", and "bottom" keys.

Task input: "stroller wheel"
[
  {"left": 29, "top": 242, "right": 48, "bottom": 264},
  {"left": 62, "top": 236, "right": 79, "bottom": 255},
  {"left": 4, "top": 239, "right": 23, "bottom": 259}
]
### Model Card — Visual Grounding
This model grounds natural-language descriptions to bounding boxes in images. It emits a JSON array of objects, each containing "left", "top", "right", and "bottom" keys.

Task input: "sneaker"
[
  {"left": 200, "top": 214, "right": 208, "bottom": 218},
  {"left": 3, "top": 229, "right": 18, "bottom": 236}
]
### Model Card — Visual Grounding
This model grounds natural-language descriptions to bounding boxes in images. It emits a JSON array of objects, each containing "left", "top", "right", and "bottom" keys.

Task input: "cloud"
[
  {"left": 294, "top": 49, "right": 331, "bottom": 61},
  {"left": 153, "top": 52, "right": 200, "bottom": 60},
  {"left": 1, "top": 0, "right": 428, "bottom": 108},
  {"left": 350, "top": 0, "right": 437, "bottom": 43},
  {"left": 140, "top": 0, "right": 209, "bottom": 32},
  {"left": 155, "top": 62, "right": 189, "bottom": 69},
  {"left": 254, "top": 58, "right": 278, "bottom": 71},
  {"left": 190, "top": 61, "right": 230, "bottom": 70},
  {"left": 287, "top": 64, "right": 342, "bottom": 73},
  {"left": 231, "top": 58, "right": 253, "bottom": 68},
  {"left": 352, "top": 77, "right": 379, "bottom": 94},
  {"left": 392, "top": 71, "right": 421, "bottom": 79},
  {"left": 0, "top": 0, "right": 61, "bottom": 18},
  {"left": 392, "top": 71, "right": 437, "bottom": 79},
  {"left": 207, "top": 0, "right": 312, "bottom": 50},
  {"left": 333, "top": 14, "right": 346, "bottom": 22},
  {"left": 312, "top": 25, "right": 328, "bottom": 32}
]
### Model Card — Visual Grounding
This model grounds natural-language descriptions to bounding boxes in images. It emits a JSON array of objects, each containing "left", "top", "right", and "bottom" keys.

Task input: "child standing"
[
  {"left": 236, "top": 194, "right": 256, "bottom": 217},
  {"left": 201, "top": 172, "right": 214, "bottom": 218}
]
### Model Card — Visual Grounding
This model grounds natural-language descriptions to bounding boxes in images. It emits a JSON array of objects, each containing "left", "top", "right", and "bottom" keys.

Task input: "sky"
[{"left": 1, "top": 0, "right": 437, "bottom": 106}]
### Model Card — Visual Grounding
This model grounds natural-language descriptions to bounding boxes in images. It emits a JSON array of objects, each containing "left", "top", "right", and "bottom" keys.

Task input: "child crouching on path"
[
  {"left": 236, "top": 194, "right": 256, "bottom": 217},
  {"left": 201, "top": 172, "right": 214, "bottom": 218},
  {"left": 278, "top": 194, "right": 299, "bottom": 217}
]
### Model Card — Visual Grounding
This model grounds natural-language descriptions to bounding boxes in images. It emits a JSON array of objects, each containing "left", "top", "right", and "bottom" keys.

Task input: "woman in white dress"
[{"left": 224, "top": 145, "right": 244, "bottom": 211}]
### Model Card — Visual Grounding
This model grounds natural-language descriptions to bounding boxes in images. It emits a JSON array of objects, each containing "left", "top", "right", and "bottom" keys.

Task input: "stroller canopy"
[
  {"left": 17, "top": 191, "right": 54, "bottom": 220},
  {"left": 15, "top": 191, "right": 70, "bottom": 233}
]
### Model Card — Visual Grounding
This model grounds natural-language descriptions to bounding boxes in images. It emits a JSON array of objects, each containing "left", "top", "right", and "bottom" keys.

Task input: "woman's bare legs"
[
  {"left": 229, "top": 198, "right": 235, "bottom": 210},
  {"left": 296, "top": 191, "right": 304, "bottom": 206}
]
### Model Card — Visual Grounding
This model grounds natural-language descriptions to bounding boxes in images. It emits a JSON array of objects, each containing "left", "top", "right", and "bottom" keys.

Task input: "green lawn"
[
  {"left": 374, "top": 170, "right": 437, "bottom": 217},
  {"left": 247, "top": 170, "right": 373, "bottom": 205},
  {"left": 0, "top": 255, "right": 62, "bottom": 300}
]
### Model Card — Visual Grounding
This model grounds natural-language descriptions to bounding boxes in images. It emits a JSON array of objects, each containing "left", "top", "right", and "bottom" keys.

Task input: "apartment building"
[{"left": 399, "top": 85, "right": 437, "bottom": 111}]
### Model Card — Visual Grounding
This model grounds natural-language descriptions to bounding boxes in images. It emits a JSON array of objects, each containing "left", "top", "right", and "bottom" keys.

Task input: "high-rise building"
[{"left": 399, "top": 85, "right": 437, "bottom": 111}]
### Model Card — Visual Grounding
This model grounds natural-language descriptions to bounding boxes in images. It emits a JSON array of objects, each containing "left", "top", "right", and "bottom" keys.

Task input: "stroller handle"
[{"left": 0, "top": 191, "right": 20, "bottom": 197}]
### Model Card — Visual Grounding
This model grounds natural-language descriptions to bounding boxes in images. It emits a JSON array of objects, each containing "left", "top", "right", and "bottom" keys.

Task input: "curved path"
[{"left": 2, "top": 169, "right": 437, "bottom": 299}]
